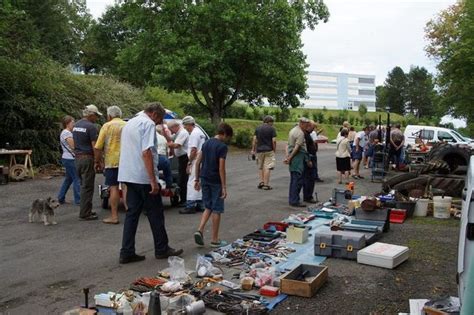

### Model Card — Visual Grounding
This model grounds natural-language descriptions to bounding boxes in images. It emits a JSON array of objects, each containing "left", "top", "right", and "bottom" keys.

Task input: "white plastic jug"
[
  {"left": 414, "top": 199, "right": 429, "bottom": 217},
  {"left": 433, "top": 196, "right": 452, "bottom": 219}
]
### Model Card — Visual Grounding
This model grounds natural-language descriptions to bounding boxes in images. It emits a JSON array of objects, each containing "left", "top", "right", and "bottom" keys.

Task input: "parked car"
[{"left": 404, "top": 125, "right": 474, "bottom": 149}]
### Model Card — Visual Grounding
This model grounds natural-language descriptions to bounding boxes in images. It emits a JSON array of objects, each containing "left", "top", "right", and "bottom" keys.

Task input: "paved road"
[{"left": 0, "top": 145, "right": 458, "bottom": 314}]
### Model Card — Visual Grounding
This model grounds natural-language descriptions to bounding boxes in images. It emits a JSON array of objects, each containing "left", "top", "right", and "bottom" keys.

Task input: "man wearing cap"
[
  {"left": 251, "top": 115, "right": 277, "bottom": 190},
  {"left": 284, "top": 117, "right": 310, "bottom": 207},
  {"left": 180, "top": 116, "right": 206, "bottom": 214},
  {"left": 73, "top": 104, "right": 102, "bottom": 220},
  {"left": 94, "top": 105, "right": 126, "bottom": 224},
  {"left": 118, "top": 102, "right": 183, "bottom": 264},
  {"left": 167, "top": 120, "right": 189, "bottom": 206}
]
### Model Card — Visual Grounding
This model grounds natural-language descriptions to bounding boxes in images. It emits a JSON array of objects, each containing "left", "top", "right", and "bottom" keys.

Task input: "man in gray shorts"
[{"left": 251, "top": 115, "right": 277, "bottom": 190}]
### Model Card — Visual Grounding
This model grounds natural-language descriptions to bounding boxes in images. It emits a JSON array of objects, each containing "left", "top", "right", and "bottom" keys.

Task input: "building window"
[
  {"left": 359, "top": 89, "right": 375, "bottom": 96},
  {"left": 347, "top": 102, "right": 354, "bottom": 110},
  {"left": 359, "top": 77, "right": 375, "bottom": 84}
]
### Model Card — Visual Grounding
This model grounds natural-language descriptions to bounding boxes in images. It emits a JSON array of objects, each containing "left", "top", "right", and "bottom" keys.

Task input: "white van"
[{"left": 404, "top": 125, "right": 474, "bottom": 149}]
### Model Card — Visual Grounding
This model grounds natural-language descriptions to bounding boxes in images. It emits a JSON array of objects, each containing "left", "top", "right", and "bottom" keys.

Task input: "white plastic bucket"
[
  {"left": 414, "top": 199, "right": 429, "bottom": 217},
  {"left": 433, "top": 196, "right": 452, "bottom": 219}
]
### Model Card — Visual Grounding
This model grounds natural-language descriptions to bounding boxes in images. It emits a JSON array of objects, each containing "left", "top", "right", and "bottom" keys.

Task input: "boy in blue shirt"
[{"left": 193, "top": 123, "right": 233, "bottom": 248}]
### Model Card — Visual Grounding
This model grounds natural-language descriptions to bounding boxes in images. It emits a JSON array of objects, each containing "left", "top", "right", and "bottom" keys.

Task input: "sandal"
[
  {"left": 261, "top": 185, "right": 273, "bottom": 190},
  {"left": 102, "top": 217, "right": 119, "bottom": 224},
  {"left": 211, "top": 240, "right": 228, "bottom": 248},
  {"left": 194, "top": 230, "right": 204, "bottom": 246},
  {"left": 257, "top": 182, "right": 264, "bottom": 189}
]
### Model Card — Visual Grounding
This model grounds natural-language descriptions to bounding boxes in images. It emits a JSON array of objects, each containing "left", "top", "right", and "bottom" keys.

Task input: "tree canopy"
[
  {"left": 382, "top": 66, "right": 407, "bottom": 115},
  {"left": 88, "top": 0, "right": 330, "bottom": 123},
  {"left": 425, "top": 1, "right": 474, "bottom": 125}
]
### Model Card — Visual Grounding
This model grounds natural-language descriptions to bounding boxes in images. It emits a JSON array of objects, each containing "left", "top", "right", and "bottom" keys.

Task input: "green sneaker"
[
  {"left": 194, "top": 231, "right": 204, "bottom": 246},
  {"left": 210, "top": 240, "right": 228, "bottom": 248}
]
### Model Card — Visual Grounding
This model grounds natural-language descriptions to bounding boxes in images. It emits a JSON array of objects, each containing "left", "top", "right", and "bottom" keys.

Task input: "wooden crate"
[{"left": 280, "top": 264, "right": 328, "bottom": 297}]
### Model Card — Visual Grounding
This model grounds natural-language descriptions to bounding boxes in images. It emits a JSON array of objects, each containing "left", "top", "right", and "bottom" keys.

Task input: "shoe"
[
  {"left": 290, "top": 203, "right": 307, "bottom": 208},
  {"left": 211, "top": 240, "right": 228, "bottom": 248},
  {"left": 155, "top": 247, "right": 184, "bottom": 259},
  {"left": 119, "top": 254, "right": 145, "bottom": 264},
  {"left": 315, "top": 178, "right": 324, "bottom": 183},
  {"left": 304, "top": 198, "right": 318, "bottom": 204},
  {"left": 358, "top": 175, "right": 365, "bottom": 179},
  {"left": 103, "top": 217, "right": 119, "bottom": 224},
  {"left": 179, "top": 207, "right": 196, "bottom": 214},
  {"left": 79, "top": 214, "right": 98, "bottom": 221},
  {"left": 194, "top": 231, "right": 204, "bottom": 246},
  {"left": 352, "top": 175, "right": 361, "bottom": 179},
  {"left": 177, "top": 202, "right": 187, "bottom": 208}
]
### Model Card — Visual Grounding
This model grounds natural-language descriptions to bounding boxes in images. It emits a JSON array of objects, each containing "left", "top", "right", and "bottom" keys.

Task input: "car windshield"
[{"left": 452, "top": 130, "right": 471, "bottom": 142}]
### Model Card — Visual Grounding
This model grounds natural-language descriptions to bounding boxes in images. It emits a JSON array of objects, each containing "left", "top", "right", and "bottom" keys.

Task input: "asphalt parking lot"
[{"left": 0, "top": 144, "right": 459, "bottom": 314}]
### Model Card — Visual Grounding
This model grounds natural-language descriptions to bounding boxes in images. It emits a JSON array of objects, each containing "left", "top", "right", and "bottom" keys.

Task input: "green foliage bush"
[
  {"left": 196, "top": 119, "right": 217, "bottom": 137},
  {"left": 0, "top": 53, "right": 145, "bottom": 165},
  {"left": 232, "top": 128, "right": 253, "bottom": 148}
]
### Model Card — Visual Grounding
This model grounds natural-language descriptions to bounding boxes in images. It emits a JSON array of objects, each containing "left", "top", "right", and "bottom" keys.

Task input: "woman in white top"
[
  {"left": 57, "top": 115, "right": 80, "bottom": 204},
  {"left": 335, "top": 128, "right": 352, "bottom": 184}
]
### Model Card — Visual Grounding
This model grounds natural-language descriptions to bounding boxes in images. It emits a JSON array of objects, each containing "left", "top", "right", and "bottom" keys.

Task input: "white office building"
[{"left": 302, "top": 71, "right": 376, "bottom": 112}]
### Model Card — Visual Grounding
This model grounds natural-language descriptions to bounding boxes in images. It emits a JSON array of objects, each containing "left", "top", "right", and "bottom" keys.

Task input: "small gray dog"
[{"left": 29, "top": 197, "right": 60, "bottom": 225}]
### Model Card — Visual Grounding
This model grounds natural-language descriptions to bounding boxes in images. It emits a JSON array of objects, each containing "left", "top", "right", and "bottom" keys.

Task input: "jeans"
[
  {"left": 186, "top": 200, "right": 203, "bottom": 211},
  {"left": 57, "top": 158, "right": 80, "bottom": 204},
  {"left": 289, "top": 171, "right": 305, "bottom": 205},
  {"left": 120, "top": 182, "right": 169, "bottom": 258},
  {"left": 75, "top": 157, "right": 95, "bottom": 218},
  {"left": 158, "top": 155, "right": 173, "bottom": 187},
  {"left": 177, "top": 155, "right": 189, "bottom": 203},
  {"left": 303, "top": 156, "right": 316, "bottom": 201}
]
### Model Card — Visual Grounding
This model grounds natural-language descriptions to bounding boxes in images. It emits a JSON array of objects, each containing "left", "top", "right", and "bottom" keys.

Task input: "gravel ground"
[{"left": 0, "top": 144, "right": 460, "bottom": 314}]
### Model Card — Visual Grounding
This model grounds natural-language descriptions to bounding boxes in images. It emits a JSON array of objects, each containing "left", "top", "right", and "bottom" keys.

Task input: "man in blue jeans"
[
  {"left": 193, "top": 123, "right": 233, "bottom": 248},
  {"left": 118, "top": 102, "right": 183, "bottom": 264}
]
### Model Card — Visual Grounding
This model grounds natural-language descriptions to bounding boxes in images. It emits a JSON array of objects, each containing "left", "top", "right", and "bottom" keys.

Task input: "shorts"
[
  {"left": 201, "top": 179, "right": 224, "bottom": 213},
  {"left": 351, "top": 146, "right": 363, "bottom": 160},
  {"left": 104, "top": 168, "right": 119, "bottom": 186},
  {"left": 257, "top": 151, "right": 275, "bottom": 170},
  {"left": 336, "top": 157, "right": 351, "bottom": 172}
]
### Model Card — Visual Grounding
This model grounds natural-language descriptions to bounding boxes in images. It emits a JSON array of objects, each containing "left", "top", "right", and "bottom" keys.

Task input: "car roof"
[{"left": 405, "top": 125, "right": 453, "bottom": 132}]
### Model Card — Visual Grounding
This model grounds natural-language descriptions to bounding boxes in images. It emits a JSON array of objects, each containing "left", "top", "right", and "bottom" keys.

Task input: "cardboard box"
[
  {"left": 280, "top": 264, "right": 328, "bottom": 298},
  {"left": 286, "top": 226, "right": 309, "bottom": 244}
]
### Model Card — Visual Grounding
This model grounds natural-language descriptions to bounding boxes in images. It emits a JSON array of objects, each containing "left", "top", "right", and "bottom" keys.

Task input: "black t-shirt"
[
  {"left": 255, "top": 124, "right": 277, "bottom": 153},
  {"left": 201, "top": 138, "right": 228, "bottom": 184},
  {"left": 72, "top": 118, "right": 98, "bottom": 155},
  {"left": 305, "top": 132, "right": 316, "bottom": 155}
]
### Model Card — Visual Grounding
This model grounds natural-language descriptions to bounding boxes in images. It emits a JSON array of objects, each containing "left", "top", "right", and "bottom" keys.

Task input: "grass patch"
[
  {"left": 291, "top": 108, "right": 405, "bottom": 122},
  {"left": 410, "top": 217, "right": 460, "bottom": 227}
]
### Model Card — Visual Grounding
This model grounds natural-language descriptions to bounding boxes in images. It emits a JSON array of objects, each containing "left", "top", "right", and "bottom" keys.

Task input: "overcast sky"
[{"left": 86, "top": 0, "right": 455, "bottom": 85}]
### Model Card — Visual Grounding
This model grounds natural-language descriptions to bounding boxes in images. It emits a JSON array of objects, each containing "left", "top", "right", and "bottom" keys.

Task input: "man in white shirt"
[
  {"left": 180, "top": 116, "right": 206, "bottom": 214},
  {"left": 167, "top": 120, "right": 189, "bottom": 206},
  {"left": 118, "top": 102, "right": 183, "bottom": 264}
]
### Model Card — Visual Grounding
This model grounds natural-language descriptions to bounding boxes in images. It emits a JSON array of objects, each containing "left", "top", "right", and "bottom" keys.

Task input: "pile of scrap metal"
[{"left": 383, "top": 143, "right": 471, "bottom": 198}]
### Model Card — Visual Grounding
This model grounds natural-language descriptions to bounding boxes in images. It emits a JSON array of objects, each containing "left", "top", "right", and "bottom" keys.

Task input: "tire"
[
  {"left": 382, "top": 172, "right": 418, "bottom": 192},
  {"left": 417, "top": 159, "right": 451, "bottom": 175},
  {"left": 102, "top": 196, "right": 109, "bottom": 209},
  {"left": 428, "top": 143, "right": 470, "bottom": 171},
  {"left": 9, "top": 164, "right": 28, "bottom": 181},
  {"left": 393, "top": 175, "right": 430, "bottom": 195}
]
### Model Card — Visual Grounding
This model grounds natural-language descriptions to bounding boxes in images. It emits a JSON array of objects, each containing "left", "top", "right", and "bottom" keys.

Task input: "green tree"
[
  {"left": 111, "top": 1, "right": 329, "bottom": 123},
  {"left": 405, "top": 66, "right": 436, "bottom": 118},
  {"left": 383, "top": 66, "right": 408, "bottom": 115},
  {"left": 358, "top": 103, "right": 368, "bottom": 118},
  {"left": 11, "top": 0, "right": 92, "bottom": 65},
  {"left": 375, "top": 85, "right": 387, "bottom": 111},
  {"left": 426, "top": 1, "right": 474, "bottom": 123},
  {"left": 81, "top": 5, "right": 131, "bottom": 74}
]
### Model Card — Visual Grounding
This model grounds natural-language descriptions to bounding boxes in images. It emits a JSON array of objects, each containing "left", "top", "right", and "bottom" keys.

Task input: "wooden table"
[{"left": 0, "top": 149, "right": 34, "bottom": 180}]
